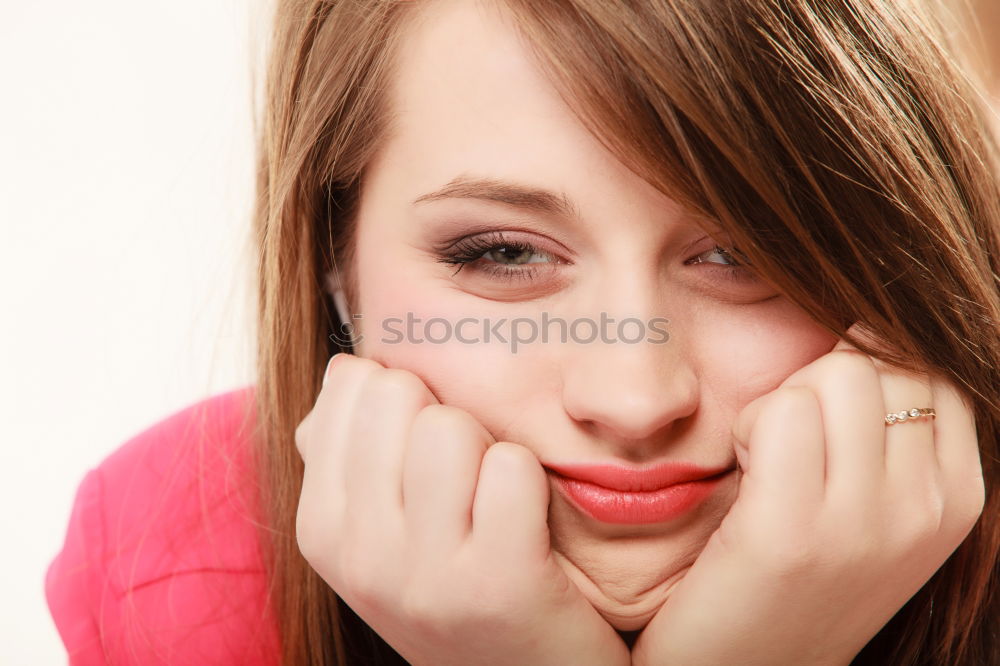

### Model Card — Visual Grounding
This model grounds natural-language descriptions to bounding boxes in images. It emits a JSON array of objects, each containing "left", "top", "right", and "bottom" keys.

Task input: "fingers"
[
  {"left": 403, "top": 405, "right": 493, "bottom": 553},
  {"left": 299, "top": 354, "right": 381, "bottom": 530},
  {"left": 930, "top": 374, "right": 983, "bottom": 494},
  {"left": 472, "top": 441, "right": 552, "bottom": 564},
  {"left": 298, "top": 352, "right": 369, "bottom": 461},
  {"left": 873, "top": 362, "right": 937, "bottom": 505},
  {"left": 296, "top": 352, "right": 353, "bottom": 461},
  {"left": 834, "top": 325, "right": 941, "bottom": 509},
  {"left": 801, "top": 322, "right": 978, "bottom": 544},
  {"left": 301, "top": 351, "right": 549, "bottom": 574},
  {"left": 835, "top": 330, "right": 985, "bottom": 565},
  {"left": 732, "top": 385, "right": 826, "bottom": 513},
  {"left": 343, "top": 367, "right": 440, "bottom": 535},
  {"left": 928, "top": 372, "right": 986, "bottom": 535},
  {"left": 782, "top": 348, "right": 886, "bottom": 507},
  {"left": 736, "top": 318, "right": 943, "bottom": 519}
]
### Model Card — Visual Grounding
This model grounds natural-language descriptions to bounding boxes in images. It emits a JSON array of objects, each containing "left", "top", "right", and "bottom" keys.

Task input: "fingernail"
[{"left": 322, "top": 353, "right": 342, "bottom": 388}]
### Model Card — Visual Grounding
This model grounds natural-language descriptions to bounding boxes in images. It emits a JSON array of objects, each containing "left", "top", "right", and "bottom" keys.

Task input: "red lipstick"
[{"left": 543, "top": 461, "right": 734, "bottom": 524}]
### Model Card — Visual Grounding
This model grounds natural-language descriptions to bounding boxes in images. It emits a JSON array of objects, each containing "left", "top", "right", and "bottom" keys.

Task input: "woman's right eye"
[{"left": 435, "top": 230, "right": 562, "bottom": 283}]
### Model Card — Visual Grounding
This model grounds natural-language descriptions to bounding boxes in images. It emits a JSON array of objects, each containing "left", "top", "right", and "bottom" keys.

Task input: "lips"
[
  {"left": 541, "top": 461, "right": 733, "bottom": 492},
  {"left": 543, "top": 461, "right": 735, "bottom": 524}
]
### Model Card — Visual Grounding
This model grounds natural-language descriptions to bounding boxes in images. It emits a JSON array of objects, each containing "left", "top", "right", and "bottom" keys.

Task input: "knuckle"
[
  {"left": 927, "top": 491, "right": 948, "bottom": 533},
  {"left": 367, "top": 368, "right": 436, "bottom": 406},
  {"left": 483, "top": 441, "right": 532, "bottom": 469},
  {"left": 895, "top": 494, "right": 946, "bottom": 544},
  {"left": 323, "top": 352, "right": 362, "bottom": 386},
  {"left": 819, "top": 350, "right": 879, "bottom": 387},
  {"left": 412, "top": 404, "right": 490, "bottom": 442},
  {"left": 905, "top": 513, "right": 943, "bottom": 545},
  {"left": 907, "top": 478, "right": 947, "bottom": 534},
  {"left": 781, "top": 348, "right": 874, "bottom": 389},
  {"left": 763, "top": 386, "right": 818, "bottom": 420},
  {"left": 294, "top": 416, "right": 311, "bottom": 457},
  {"left": 399, "top": 582, "right": 454, "bottom": 633},
  {"left": 951, "top": 475, "right": 986, "bottom": 531},
  {"left": 967, "top": 476, "right": 987, "bottom": 519},
  {"left": 295, "top": 507, "right": 327, "bottom": 566},
  {"left": 733, "top": 387, "right": 818, "bottom": 445},
  {"left": 336, "top": 548, "right": 383, "bottom": 610}
]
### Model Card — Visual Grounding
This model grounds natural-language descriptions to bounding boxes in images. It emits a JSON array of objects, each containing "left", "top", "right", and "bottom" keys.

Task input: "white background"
[{"left": 1, "top": 1, "right": 271, "bottom": 662}]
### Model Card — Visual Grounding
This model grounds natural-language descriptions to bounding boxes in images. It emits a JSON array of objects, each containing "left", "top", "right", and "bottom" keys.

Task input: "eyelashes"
[
  {"left": 434, "top": 230, "right": 761, "bottom": 285},
  {"left": 683, "top": 244, "right": 759, "bottom": 284},
  {"left": 434, "top": 230, "right": 558, "bottom": 283}
]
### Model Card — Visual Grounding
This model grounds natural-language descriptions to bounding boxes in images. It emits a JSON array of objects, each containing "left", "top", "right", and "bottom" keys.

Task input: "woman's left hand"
[{"left": 629, "top": 323, "right": 986, "bottom": 665}]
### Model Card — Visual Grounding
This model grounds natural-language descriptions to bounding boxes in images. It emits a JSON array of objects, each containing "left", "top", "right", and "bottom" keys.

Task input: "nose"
[{"left": 559, "top": 312, "right": 699, "bottom": 458}]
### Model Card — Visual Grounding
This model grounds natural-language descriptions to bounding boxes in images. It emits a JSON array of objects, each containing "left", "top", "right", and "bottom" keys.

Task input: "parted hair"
[{"left": 249, "top": 1, "right": 1000, "bottom": 663}]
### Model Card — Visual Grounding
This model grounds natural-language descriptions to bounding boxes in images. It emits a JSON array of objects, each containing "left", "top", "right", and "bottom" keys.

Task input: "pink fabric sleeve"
[
  {"left": 45, "top": 468, "right": 110, "bottom": 665},
  {"left": 44, "top": 387, "right": 281, "bottom": 665}
]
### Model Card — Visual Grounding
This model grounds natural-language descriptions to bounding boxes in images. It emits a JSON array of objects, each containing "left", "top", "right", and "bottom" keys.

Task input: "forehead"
[
  {"left": 391, "top": 0, "right": 570, "bottom": 148},
  {"left": 378, "top": 0, "right": 687, "bottom": 231}
]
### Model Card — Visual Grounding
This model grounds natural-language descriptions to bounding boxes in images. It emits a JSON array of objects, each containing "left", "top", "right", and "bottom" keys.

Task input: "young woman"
[{"left": 47, "top": 0, "right": 999, "bottom": 664}]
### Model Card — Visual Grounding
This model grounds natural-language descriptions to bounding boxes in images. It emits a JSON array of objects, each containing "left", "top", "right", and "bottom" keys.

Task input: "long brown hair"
[{"left": 249, "top": 1, "right": 1000, "bottom": 663}]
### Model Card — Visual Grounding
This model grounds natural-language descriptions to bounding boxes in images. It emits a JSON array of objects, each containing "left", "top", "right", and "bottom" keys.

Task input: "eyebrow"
[{"left": 411, "top": 175, "right": 582, "bottom": 221}]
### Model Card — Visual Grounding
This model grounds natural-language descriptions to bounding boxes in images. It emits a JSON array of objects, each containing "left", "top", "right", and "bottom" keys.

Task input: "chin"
[
  {"left": 565, "top": 556, "right": 695, "bottom": 633},
  {"left": 603, "top": 608, "right": 657, "bottom": 633}
]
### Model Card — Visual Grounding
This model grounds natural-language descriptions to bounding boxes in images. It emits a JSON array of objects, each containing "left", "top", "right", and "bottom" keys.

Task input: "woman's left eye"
[{"left": 683, "top": 245, "right": 760, "bottom": 284}]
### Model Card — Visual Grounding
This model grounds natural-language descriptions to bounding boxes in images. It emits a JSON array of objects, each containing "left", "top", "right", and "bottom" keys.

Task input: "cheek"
[
  {"left": 353, "top": 276, "right": 550, "bottom": 426},
  {"left": 694, "top": 301, "right": 838, "bottom": 407}
]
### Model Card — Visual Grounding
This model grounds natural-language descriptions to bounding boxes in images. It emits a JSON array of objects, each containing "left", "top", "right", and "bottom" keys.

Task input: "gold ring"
[{"left": 885, "top": 407, "right": 936, "bottom": 426}]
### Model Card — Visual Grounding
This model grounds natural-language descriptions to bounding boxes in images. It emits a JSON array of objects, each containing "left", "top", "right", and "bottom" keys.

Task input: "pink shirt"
[{"left": 45, "top": 386, "right": 282, "bottom": 664}]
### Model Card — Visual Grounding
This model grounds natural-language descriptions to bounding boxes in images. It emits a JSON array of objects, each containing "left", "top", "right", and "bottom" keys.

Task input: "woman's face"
[{"left": 348, "top": 0, "right": 838, "bottom": 630}]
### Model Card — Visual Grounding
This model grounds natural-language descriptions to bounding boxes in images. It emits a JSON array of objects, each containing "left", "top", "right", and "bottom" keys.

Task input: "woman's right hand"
[{"left": 294, "top": 353, "right": 631, "bottom": 666}]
